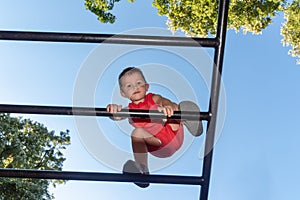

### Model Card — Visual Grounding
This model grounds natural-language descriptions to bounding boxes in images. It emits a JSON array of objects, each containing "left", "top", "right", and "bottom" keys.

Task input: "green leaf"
[{"left": 0, "top": 113, "right": 70, "bottom": 199}]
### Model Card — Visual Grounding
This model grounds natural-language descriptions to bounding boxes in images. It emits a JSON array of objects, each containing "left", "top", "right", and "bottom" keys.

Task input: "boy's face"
[{"left": 120, "top": 71, "right": 149, "bottom": 103}]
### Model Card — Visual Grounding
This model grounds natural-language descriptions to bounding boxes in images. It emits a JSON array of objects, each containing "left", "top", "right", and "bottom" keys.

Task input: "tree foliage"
[
  {"left": 281, "top": 0, "right": 300, "bottom": 64},
  {"left": 0, "top": 113, "right": 70, "bottom": 200},
  {"left": 85, "top": 0, "right": 122, "bottom": 23},
  {"left": 84, "top": 0, "right": 300, "bottom": 64}
]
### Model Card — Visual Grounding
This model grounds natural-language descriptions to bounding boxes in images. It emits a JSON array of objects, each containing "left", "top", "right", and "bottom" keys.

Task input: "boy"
[{"left": 107, "top": 67, "right": 203, "bottom": 188}]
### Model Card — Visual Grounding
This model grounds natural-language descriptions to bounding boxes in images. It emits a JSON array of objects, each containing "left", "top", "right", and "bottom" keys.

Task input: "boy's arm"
[{"left": 152, "top": 94, "right": 179, "bottom": 117}]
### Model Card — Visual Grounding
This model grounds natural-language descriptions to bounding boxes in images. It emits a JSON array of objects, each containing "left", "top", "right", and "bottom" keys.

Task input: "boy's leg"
[
  {"left": 131, "top": 127, "right": 161, "bottom": 167},
  {"left": 122, "top": 128, "right": 161, "bottom": 188}
]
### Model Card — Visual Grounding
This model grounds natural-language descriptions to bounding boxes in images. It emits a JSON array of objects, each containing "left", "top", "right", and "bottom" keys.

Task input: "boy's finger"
[
  {"left": 157, "top": 105, "right": 163, "bottom": 112},
  {"left": 107, "top": 105, "right": 112, "bottom": 112},
  {"left": 117, "top": 105, "right": 122, "bottom": 111}
]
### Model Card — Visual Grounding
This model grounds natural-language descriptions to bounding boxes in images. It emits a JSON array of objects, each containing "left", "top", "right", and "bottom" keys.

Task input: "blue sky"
[{"left": 1, "top": 1, "right": 300, "bottom": 200}]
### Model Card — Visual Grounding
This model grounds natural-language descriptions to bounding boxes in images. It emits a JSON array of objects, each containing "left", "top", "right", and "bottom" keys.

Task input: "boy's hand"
[
  {"left": 106, "top": 104, "right": 123, "bottom": 120},
  {"left": 158, "top": 104, "right": 178, "bottom": 119}
]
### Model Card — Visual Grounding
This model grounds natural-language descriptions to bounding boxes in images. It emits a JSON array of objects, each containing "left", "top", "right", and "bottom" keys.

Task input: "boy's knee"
[{"left": 131, "top": 128, "right": 146, "bottom": 140}]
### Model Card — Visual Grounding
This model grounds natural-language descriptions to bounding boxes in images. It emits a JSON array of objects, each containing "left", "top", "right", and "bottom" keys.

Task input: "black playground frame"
[{"left": 0, "top": 0, "right": 229, "bottom": 199}]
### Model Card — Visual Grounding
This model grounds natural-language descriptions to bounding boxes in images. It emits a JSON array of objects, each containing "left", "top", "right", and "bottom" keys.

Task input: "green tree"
[
  {"left": 84, "top": 0, "right": 300, "bottom": 64},
  {"left": 0, "top": 113, "right": 70, "bottom": 200},
  {"left": 85, "top": 0, "right": 121, "bottom": 23},
  {"left": 281, "top": 1, "right": 300, "bottom": 64}
]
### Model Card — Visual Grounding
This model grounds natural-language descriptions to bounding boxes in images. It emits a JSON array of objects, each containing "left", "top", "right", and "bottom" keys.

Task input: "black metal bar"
[
  {"left": 0, "top": 104, "right": 211, "bottom": 121},
  {"left": 200, "top": 0, "right": 229, "bottom": 200},
  {"left": 0, "top": 30, "right": 219, "bottom": 47},
  {"left": 0, "top": 168, "right": 204, "bottom": 186}
]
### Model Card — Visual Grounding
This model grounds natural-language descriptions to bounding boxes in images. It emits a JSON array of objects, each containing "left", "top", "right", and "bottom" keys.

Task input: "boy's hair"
[{"left": 118, "top": 67, "right": 146, "bottom": 87}]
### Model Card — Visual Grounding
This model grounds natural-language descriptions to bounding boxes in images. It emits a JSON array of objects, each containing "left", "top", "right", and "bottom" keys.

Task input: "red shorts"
[{"left": 146, "top": 123, "right": 184, "bottom": 158}]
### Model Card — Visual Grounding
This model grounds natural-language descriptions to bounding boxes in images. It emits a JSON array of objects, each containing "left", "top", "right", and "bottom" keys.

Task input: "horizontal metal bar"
[
  {"left": 0, "top": 104, "right": 211, "bottom": 121},
  {"left": 0, "top": 168, "right": 204, "bottom": 186},
  {"left": 0, "top": 30, "right": 219, "bottom": 47}
]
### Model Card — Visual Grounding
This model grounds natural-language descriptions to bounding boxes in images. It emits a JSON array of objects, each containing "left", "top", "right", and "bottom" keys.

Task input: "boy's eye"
[
  {"left": 126, "top": 84, "right": 132, "bottom": 88},
  {"left": 137, "top": 81, "right": 143, "bottom": 86}
]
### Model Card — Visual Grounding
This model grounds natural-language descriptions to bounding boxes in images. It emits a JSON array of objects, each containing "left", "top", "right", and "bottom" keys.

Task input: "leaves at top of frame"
[{"left": 281, "top": 1, "right": 300, "bottom": 64}]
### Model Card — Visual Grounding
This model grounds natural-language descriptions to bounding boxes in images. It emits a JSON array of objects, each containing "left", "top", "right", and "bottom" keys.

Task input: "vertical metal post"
[{"left": 200, "top": 0, "right": 229, "bottom": 199}]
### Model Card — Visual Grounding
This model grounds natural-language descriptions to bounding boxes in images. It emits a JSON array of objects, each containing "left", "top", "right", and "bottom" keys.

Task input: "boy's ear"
[
  {"left": 145, "top": 83, "right": 149, "bottom": 91},
  {"left": 120, "top": 90, "right": 126, "bottom": 98}
]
